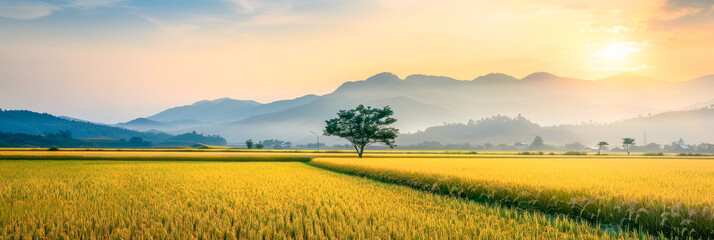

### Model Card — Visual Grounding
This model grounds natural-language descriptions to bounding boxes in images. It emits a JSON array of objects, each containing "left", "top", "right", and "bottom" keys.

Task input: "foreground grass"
[
  {"left": 311, "top": 157, "right": 714, "bottom": 239},
  {"left": 0, "top": 161, "right": 652, "bottom": 239}
]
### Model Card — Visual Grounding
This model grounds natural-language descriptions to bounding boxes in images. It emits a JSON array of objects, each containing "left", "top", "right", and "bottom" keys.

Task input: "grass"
[
  {"left": 0, "top": 161, "right": 648, "bottom": 239},
  {"left": 310, "top": 157, "right": 714, "bottom": 239},
  {"left": 564, "top": 151, "right": 588, "bottom": 155}
]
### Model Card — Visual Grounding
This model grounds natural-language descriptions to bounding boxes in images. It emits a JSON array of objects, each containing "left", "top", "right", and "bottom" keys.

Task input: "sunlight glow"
[
  {"left": 597, "top": 42, "right": 641, "bottom": 61},
  {"left": 586, "top": 41, "right": 649, "bottom": 72}
]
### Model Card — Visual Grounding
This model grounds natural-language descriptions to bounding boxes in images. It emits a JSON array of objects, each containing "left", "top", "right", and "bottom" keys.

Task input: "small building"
[
  {"left": 610, "top": 147, "right": 626, "bottom": 152},
  {"left": 514, "top": 142, "right": 529, "bottom": 150},
  {"left": 584, "top": 147, "right": 600, "bottom": 152}
]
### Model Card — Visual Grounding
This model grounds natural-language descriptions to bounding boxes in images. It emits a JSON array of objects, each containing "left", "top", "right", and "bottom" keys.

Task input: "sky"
[{"left": 1, "top": 0, "right": 713, "bottom": 123}]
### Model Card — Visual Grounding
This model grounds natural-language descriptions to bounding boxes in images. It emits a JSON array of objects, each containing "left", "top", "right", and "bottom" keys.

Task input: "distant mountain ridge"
[
  {"left": 115, "top": 118, "right": 174, "bottom": 132},
  {"left": 41, "top": 71, "right": 714, "bottom": 144},
  {"left": 148, "top": 98, "right": 261, "bottom": 123},
  {"left": 399, "top": 107, "right": 714, "bottom": 146},
  {"left": 0, "top": 109, "right": 229, "bottom": 147},
  {"left": 0, "top": 109, "right": 170, "bottom": 142}
]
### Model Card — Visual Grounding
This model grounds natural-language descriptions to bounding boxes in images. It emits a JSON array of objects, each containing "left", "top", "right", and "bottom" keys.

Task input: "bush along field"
[
  {"left": 310, "top": 157, "right": 714, "bottom": 239},
  {"left": 0, "top": 161, "right": 652, "bottom": 239}
]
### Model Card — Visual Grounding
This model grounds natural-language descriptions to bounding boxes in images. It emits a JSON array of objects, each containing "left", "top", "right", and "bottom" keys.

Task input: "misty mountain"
[
  {"left": 116, "top": 118, "right": 175, "bottom": 132},
  {"left": 138, "top": 71, "right": 714, "bottom": 144},
  {"left": 146, "top": 95, "right": 319, "bottom": 125},
  {"left": 193, "top": 93, "right": 457, "bottom": 144},
  {"left": 0, "top": 109, "right": 171, "bottom": 142},
  {"left": 148, "top": 98, "right": 261, "bottom": 123},
  {"left": 399, "top": 107, "right": 714, "bottom": 146}
]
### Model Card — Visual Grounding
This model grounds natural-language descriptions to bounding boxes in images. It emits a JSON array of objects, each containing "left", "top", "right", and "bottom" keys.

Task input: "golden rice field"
[
  {"left": 0, "top": 160, "right": 649, "bottom": 239},
  {"left": 0, "top": 149, "right": 697, "bottom": 161},
  {"left": 310, "top": 157, "right": 714, "bottom": 239}
]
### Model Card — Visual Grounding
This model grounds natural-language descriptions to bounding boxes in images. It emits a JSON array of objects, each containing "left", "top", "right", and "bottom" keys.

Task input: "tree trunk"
[
  {"left": 352, "top": 144, "right": 362, "bottom": 158},
  {"left": 598, "top": 146, "right": 601, "bottom": 155},
  {"left": 358, "top": 145, "right": 365, "bottom": 158}
]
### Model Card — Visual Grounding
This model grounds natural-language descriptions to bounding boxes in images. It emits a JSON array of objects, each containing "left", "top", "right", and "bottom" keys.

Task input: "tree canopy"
[
  {"left": 324, "top": 105, "right": 399, "bottom": 158},
  {"left": 622, "top": 138, "right": 635, "bottom": 155}
]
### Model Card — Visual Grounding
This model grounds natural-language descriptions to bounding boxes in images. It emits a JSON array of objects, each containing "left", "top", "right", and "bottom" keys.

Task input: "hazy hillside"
[
  {"left": 193, "top": 94, "right": 457, "bottom": 144},
  {"left": 399, "top": 107, "right": 714, "bottom": 146},
  {"left": 148, "top": 98, "right": 261, "bottom": 123},
  {"left": 116, "top": 118, "right": 175, "bottom": 132},
  {"left": 566, "top": 107, "right": 714, "bottom": 144},
  {"left": 135, "top": 71, "right": 714, "bottom": 144},
  {"left": 146, "top": 95, "right": 319, "bottom": 125},
  {"left": 0, "top": 109, "right": 172, "bottom": 142},
  {"left": 0, "top": 131, "right": 90, "bottom": 148}
]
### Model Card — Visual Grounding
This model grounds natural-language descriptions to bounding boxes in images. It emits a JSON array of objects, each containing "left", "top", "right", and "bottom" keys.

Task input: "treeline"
[
  {"left": 410, "top": 115, "right": 540, "bottom": 140},
  {"left": 246, "top": 139, "right": 354, "bottom": 150},
  {"left": 157, "top": 131, "right": 227, "bottom": 147},
  {"left": 399, "top": 139, "right": 714, "bottom": 153},
  {"left": 0, "top": 131, "right": 89, "bottom": 148},
  {"left": 294, "top": 143, "right": 354, "bottom": 150},
  {"left": 623, "top": 142, "right": 714, "bottom": 153},
  {"left": 0, "top": 131, "right": 154, "bottom": 148},
  {"left": 0, "top": 130, "right": 229, "bottom": 148}
]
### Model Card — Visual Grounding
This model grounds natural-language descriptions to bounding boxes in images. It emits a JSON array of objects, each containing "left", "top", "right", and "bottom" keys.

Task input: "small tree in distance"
[
  {"left": 622, "top": 138, "right": 635, "bottom": 155},
  {"left": 245, "top": 139, "right": 254, "bottom": 149},
  {"left": 255, "top": 143, "right": 264, "bottom": 149},
  {"left": 529, "top": 136, "right": 544, "bottom": 150},
  {"left": 597, "top": 141, "right": 608, "bottom": 155},
  {"left": 324, "top": 105, "right": 399, "bottom": 158}
]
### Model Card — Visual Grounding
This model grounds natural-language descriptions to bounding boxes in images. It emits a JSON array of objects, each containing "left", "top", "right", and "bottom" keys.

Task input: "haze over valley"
[{"left": 5, "top": 71, "right": 712, "bottom": 147}]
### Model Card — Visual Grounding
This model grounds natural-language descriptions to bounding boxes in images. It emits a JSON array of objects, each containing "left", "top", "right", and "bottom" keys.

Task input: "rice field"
[
  {"left": 0, "top": 160, "right": 646, "bottom": 239},
  {"left": 310, "top": 157, "right": 714, "bottom": 239}
]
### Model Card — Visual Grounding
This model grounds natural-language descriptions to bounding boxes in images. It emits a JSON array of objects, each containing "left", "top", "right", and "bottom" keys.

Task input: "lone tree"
[
  {"left": 529, "top": 136, "right": 544, "bottom": 150},
  {"left": 324, "top": 105, "right": 399, "bottom": 158},
  {"left": 597, "top": 141, "right": 608, "bottom": 155},
  {"left": 245, "top": 139, "right": 254, "bottom": 149},
  {"left": 622, "top": 138, "right": 635, "bottom": 155}
]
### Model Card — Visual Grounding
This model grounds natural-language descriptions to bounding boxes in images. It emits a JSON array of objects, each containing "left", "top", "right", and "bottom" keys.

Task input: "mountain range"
[
  {"left": 114, "top": 71, "right": 714, "bottom": 144},
  {"left": 3, "top": 71, "right": 713, "bottom": 146}
]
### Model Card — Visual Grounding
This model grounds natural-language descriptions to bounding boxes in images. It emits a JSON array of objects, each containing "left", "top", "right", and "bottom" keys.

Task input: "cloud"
[
  {"left": 68, "top": 0, "right": 125, "bottom": 9},
  {"left": 654, "top": 0, "right": 714, "bottom": 29},
  {"left": 144, "top": 17, "right": 200, "bottom": 37},
  {"left": 586, "top": 25, "right": 631, "bottom": 34},
  {"left": 665, "top": 0, "right": 714, "bottom": 9},
  {"left": 0, "top": 0, "right": 59, "bottom": 19},
  {"left": 228, "top": 0, "right": 256, "bottom": 14}
]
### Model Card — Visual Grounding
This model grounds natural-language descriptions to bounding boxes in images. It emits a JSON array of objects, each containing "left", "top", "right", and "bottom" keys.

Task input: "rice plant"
[
  {"left": 0, "top": 161, "right": 650, "bottom": 239},
  {"left": 311, "top": 157, "right": 714, "bottom": 239}
]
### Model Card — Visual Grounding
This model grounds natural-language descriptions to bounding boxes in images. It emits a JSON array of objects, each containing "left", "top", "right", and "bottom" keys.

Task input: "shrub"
[
  {"left": 563, "top": 151, "right": 587, "bottom": 155},
  {"left": 643, "top": 152, "right": 664, "bottom": 156},
  {"left": 678, "top": 153, "right": 707, "bottom": 156},
  {"left": 48, "top": 147, "right": 59, "bottom": 151}
]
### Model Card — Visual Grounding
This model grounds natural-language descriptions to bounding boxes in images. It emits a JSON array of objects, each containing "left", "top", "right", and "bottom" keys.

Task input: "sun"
[
  {"left": 587, "top": 42, "right": 647, "bottom": 72},
  {"left": 597, "top": 42, "right": 641, "bottom": 61}
]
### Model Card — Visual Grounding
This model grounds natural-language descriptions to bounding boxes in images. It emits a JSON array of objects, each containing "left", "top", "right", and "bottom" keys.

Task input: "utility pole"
[{"left": 309, "top": 131, "right": 320, "bottom": 152}]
